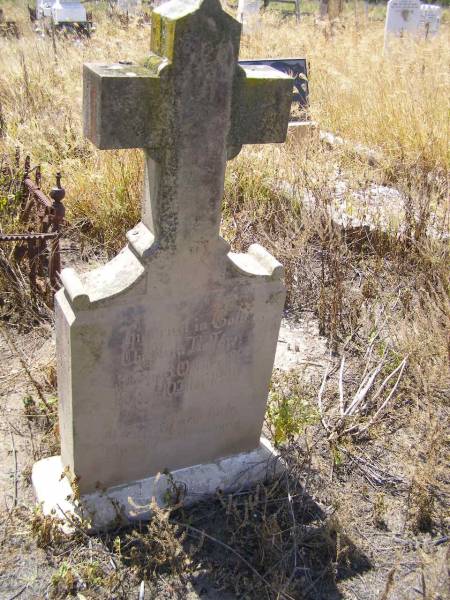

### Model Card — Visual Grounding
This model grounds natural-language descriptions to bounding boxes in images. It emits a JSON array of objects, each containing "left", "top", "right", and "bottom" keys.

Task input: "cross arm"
[
  {"left": 83, "top": 62, "right": 162, "bottom": 150},
  {"left": 228, "top": 65, "right": 293, "bottom": 154}
]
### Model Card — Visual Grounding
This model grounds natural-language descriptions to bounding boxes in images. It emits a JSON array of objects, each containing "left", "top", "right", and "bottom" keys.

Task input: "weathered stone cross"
[
  {"left": 33, "top": 0, "right": 291, "bottom": 526},
  {"left": 84, "top": 0, "right": 292, "bottom": 252}
]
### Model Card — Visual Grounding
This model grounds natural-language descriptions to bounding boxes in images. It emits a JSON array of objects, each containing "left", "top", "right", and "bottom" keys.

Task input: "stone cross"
[
  {"left": 84, "top": 1, "right": 291, "bottom": 252},
  {"left": 33, "top": 0, "right": 292, "bottom": 528}
]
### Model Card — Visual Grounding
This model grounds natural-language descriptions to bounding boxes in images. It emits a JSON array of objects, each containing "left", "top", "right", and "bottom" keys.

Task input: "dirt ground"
[{"left": 0, "top": 312, "right": 448, "bottom": 599}]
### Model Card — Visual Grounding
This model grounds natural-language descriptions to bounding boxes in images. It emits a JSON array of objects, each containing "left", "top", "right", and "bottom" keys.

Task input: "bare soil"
[{"left": 0, "top": 312, "right": 448, "bottom": 599}]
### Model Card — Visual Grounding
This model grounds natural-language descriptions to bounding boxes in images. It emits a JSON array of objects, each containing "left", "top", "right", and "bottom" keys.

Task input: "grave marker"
[
  {"left": 239, "top": 58, "right": 309, "bottom": 110},
  {"left": 237, "top": 0, "right": 263, "bottom": 34},
  {"left": 36, "top": 0, "right": 53, "bottom": 18},
  {"left": 51, "top": 0, "right": 87, "bottom": 25},
  {"left": 384, "top": 0, "right": 421, "bottom": 42},
  {"left": 32, "top": 0, "right": 292, "bottom": 530},
  {"left": 420, "top": 4, "right": 441, "bottom": 38},
  {"left": 116, "top": 0, "right": 142, "bottom": 15}
]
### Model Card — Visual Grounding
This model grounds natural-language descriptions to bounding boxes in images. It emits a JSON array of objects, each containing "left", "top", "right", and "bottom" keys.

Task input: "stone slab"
[
  {"left": 52, "top": 1, "right": 87, "bottom": 24},
  {"left": 384, "top": 0, "right": 421, "bottom": 38},
  {"left": 419, "top": 4, "right": 441, "bottom": 38},
  {"left": 32, "top": 437, "right": 282, "bottom": 531},
  {"left": 237, "top": 0, "right": 262, "bottom": 34}
]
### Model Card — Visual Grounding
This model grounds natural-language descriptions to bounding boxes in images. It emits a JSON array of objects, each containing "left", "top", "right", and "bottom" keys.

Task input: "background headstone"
[
  {"left": 116, "top": 0, "right": 142, "bottom": 15},
  {"left": 384, "top": 0, "right": 421, "bottom": 40},
  {"left": 36, "top": 0, "right": 53, "bottom": 18},
  {"left": 419, "top": 4, "right": 442, "bottom": 38},
  {"left": 51, "top": 1, "right": 87, "bottom": 23},
  {"left": 237, "top": 0, "right": 263, "bottom": 34}
]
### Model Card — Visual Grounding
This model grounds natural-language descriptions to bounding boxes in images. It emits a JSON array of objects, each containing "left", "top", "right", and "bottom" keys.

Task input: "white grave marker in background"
[
  {"left": 36, "top": 0, "right": 53, "bottom": 18},
  {"left": 420, "top": 4, "right": 442, "bottom": 38},
  {"left": 237, "top": 0, "right": 262, "bottom": 34},
  {"left": 384, "top": 0, "right": 422, "bottom": 50},
  {"left": 385, "top": 0, "right": 421, "bottom": 36},
  {"left": 116, "top": 0, "right": 142, "bottom": 15},
  {"left": 51, "top": 0, "right": 87, "bottom": 24}
]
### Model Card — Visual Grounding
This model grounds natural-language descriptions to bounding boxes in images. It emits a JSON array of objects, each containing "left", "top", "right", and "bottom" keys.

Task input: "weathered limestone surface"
[{"left": 34, "top": 0, "right": 291, "bottom": 506}]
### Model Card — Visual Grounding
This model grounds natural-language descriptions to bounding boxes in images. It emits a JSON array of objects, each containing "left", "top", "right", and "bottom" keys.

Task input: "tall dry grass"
[
  {"left": 0, "top": 2, "right": 448, "bottom": 244},
  {"left": 242, "top": 10, "right": 449, "bottom": 175},
  {"left": 0, "top": 0, "right": 448, "bottom": 335}
]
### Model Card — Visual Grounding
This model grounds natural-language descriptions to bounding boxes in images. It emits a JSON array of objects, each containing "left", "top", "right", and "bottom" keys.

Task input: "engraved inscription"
[{"left": 109, "top": 285, "right": 260, "bottom": 435}]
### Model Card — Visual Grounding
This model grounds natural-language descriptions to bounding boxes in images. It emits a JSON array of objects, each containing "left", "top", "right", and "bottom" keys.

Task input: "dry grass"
[{"left": 0, "top": 1, "right": 448, "bottom": 248}]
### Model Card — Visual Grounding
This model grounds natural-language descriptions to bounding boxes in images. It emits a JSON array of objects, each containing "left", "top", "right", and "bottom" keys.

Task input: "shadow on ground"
[{"left": 106, "top": 444, "right": 372, "bottom": 599}]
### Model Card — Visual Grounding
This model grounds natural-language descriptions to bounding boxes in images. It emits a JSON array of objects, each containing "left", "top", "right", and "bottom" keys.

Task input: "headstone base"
[{"left": 32, "top": 437, "right": 282, "bottom": 531}]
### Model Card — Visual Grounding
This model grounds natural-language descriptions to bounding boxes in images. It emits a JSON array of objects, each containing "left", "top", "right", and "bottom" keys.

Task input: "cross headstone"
[
  {"left": 384, "top": 0, "right": 421, "bottom": 46},
  {"left": 32, "top": 0, "right": 292, "bottom": 529},
  {"left": 237, "top": 0, "right": 263, "bottom": 34}
]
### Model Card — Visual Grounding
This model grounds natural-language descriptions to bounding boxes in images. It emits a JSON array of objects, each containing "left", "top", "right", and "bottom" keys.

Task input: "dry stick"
[
  {"left": 354, "top": 335, "right": 379, "bottom": 397},
  {"left": 181, "top": 523, "right": 296, "bottom": 600},
  {"left": 6, "top": 586, "right": 27, "bottom": 600},
  {"left": 138, "top": 580, "right": 145, "bottom": 600},
  {"left": 354, "top": 357, "right": 408, "bottom": 436},
  {"left": 56, "top": 503, "right": 92, "bottom": 541},
  {"left": 317, "top": 362, "right": 332, "bottom": 433},
  {"left": 9, "top": 427, "right": 18, "bottom": 507},
  {"left": 280, "top": 471, "right": 298, "bottom": 595},
  {"left": 345, "top": 359, "right": 385, "bottom": 417},
  {"left": 365, "top": 355, "right": 408, "bottom": 409},
  {"left": 338, "top": 355, "right": 345, "bottom": 416}
]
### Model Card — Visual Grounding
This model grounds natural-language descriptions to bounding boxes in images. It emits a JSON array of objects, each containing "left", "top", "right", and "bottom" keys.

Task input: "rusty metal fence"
[{"left": 0, "top": 152, "right": 66, "bottom": 298}]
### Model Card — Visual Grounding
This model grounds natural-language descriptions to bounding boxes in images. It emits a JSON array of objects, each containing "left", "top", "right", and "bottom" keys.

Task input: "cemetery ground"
[{"left": 0, "top": 1, "right": 449, "bottom": 599}]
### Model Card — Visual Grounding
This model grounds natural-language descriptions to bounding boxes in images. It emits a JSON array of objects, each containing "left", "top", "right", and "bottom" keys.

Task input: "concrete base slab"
[{"left": 32, "top": 437, "right": 282, "bottom": 531}]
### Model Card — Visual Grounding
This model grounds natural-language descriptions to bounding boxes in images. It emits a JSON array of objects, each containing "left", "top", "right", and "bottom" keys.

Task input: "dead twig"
[
  {"left": 9, "top": 426, "right": 18, "bottom": 508},
  {"left": 318, "top": 345, "right": 408, "bottom": 440},
  {"left": 6, "top": 586, "right": 28, "bottom": 600}
]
